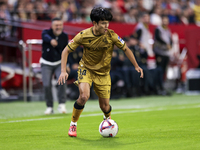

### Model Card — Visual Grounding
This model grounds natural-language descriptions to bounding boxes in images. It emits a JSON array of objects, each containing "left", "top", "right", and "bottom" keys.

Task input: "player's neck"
[{"left": 92, "top": 27, "right": 101, "bottom": 36}]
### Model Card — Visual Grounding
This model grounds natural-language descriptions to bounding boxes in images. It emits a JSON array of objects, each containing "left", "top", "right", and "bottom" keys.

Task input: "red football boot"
[{"left": 68, "top": 125, "right": 77, "bottom": 137}]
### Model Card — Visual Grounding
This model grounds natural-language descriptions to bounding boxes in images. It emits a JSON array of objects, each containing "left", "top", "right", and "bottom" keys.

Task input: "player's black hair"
[
  {"left": 51, "top": 17, "right": 62, "bottom": 23},
  {"left": 90, "top": 7, "right": 113, "bottom": 23}
]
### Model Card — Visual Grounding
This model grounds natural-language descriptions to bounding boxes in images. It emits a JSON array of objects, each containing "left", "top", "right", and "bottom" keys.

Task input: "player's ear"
[{"left": 93, "top": 21, "right": 97, "bottom": 26}]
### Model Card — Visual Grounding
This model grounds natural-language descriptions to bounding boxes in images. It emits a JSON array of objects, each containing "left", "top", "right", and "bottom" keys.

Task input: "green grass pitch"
[{"left": 0, "top": 94, "right": 200, "bottom": 150}]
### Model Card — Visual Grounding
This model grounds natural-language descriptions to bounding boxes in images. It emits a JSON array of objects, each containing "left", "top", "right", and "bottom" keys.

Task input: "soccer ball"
[{"left": 99, "top": 119, "right": 119, "bottom": 137}]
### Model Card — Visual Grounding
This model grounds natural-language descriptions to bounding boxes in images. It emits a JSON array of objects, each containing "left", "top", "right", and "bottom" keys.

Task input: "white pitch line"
[
  {"left": 1, "top": 117, "right": 65, "bottom": 123},
  {"left": 1, "top": 105, "right": 200, "bottom": 124}
]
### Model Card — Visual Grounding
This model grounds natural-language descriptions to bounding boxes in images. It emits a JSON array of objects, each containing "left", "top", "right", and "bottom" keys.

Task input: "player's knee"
[{"left": 78, "top": 94, "right": 89, "bottom": 105}]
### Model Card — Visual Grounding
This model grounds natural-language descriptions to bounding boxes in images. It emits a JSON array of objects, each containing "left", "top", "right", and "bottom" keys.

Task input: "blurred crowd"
[{"left": 0, "top": 0, "right": 200, "bottom": 26}]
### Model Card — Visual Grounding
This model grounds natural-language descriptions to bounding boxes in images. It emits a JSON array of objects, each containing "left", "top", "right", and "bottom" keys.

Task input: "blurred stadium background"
[{"left": 0, "top": 0, "right": 200, "bottom": 102}]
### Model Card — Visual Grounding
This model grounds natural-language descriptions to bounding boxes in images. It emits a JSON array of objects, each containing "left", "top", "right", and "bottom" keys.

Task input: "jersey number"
[{"left": 80, "top": 69, "right": 87, "bottom": 75}]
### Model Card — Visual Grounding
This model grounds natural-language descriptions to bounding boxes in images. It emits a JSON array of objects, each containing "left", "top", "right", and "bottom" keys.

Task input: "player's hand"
[
  {"left": 135, "top": 66, "right": 143, "bottom": 78},
  {"left": 50, "top": 39, "right": 58, "bottom": 47},
  {"left": 57, "top": 72, "right": 69, "bottom": 85}
]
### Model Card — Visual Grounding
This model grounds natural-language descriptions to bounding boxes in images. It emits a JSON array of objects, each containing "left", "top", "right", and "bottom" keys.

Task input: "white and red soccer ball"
[{"left": 99, "top": 119, "right": 119, "bottom": 137}]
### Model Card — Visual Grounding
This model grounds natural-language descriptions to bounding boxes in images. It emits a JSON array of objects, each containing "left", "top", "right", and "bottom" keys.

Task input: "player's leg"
[
  {"left": 72, "top": 82, "right": 90, "bottom": 123},
  {"left": 93, "top": 74, "right": 112, "bottom": 119},
  {"left": 99, "top": 97, "right": 112, "bottom": 119},
  {"left": 68, "top": 65, "right": 92, "bottom": 137},
  {"left": 68, "top": 82, "right": 90, "bottom": 137}
]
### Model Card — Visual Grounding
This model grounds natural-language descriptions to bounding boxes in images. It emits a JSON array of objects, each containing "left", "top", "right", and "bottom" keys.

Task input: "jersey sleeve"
[
  {"left": 67, "top": 32, "right": 82, "bottom": 51},
  {"left": 112, "top": 32, "right": 126, "bottom": 50}
]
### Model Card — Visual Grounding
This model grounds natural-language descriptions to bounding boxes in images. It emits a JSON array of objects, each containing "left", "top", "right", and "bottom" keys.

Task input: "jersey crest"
[{"left": 102, "top": 37, "right": 108, "bottom": 44}]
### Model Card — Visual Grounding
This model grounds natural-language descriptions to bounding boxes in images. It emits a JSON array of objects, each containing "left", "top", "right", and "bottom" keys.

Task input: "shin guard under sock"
[{"left": 71, "top": 101, "right": 84, "bottom": 122}]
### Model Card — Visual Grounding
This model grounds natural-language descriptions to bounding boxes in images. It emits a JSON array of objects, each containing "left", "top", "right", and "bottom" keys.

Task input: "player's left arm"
[{"left": 122, "top": 45, "right": 143, "bottom": 78}]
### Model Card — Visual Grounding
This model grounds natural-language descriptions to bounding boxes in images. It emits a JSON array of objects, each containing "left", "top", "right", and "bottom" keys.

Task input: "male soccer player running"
[{"left": 57, "top": 7, "right": 143, "bottom": 137}]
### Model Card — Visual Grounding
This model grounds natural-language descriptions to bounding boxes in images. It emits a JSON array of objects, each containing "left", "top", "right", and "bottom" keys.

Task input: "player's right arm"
[
  {"left": 57, "top": 32, "right": 82, "bottom": 85},
  {"left": 57, "top": 46, "right": 72, "bottom": 85}
]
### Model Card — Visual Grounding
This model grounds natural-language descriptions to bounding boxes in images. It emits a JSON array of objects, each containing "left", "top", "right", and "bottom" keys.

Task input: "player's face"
[
  {"left": 51, "top": 20, "right": 63, "bottom": 36},
  {"left": 95, "top": 20, "right": 109, "bottom": 35}
]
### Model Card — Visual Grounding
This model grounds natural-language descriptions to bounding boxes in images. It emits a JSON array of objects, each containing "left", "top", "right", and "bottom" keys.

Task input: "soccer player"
[{"left": 57, "top": 7, "right": 143, "bottom": 137}]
